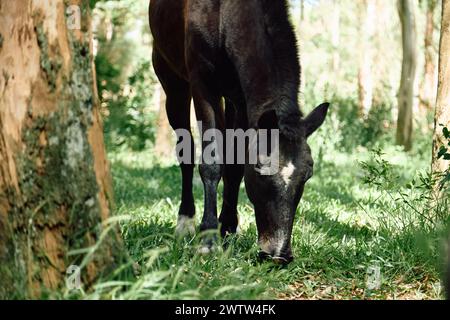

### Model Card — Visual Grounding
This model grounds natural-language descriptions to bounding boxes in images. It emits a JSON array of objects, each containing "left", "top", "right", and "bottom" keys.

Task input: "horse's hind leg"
[{"left": 153, "top": 51, "right": 195, "bottom": 236}]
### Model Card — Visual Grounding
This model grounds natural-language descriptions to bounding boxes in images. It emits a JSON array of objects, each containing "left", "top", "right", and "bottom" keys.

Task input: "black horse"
[{"left": 149, "top": 0, "right": 329, "bottom": 263}]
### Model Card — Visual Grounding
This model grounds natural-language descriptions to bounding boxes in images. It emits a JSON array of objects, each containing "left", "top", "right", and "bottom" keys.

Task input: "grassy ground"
[{"left": 92, "top": 127, "right": 447, "bottom": 300}]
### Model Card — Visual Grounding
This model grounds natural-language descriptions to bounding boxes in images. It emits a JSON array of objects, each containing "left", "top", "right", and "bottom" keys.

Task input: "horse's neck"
[{"left": 224, "top": 0, "right": 301, "bottom": 126}]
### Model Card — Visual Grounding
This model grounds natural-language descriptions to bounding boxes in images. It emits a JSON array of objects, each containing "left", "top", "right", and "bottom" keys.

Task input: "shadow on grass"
[
  {"left": 111, "top": 161, "right": 204, "bottom": 209},
  {"left": 303, "top": 208, "right": 376, "bottom": 241}
]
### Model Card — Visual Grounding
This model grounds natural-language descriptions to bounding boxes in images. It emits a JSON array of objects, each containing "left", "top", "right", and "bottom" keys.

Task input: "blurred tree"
[
  {"left": 432, "top": 0, "right": 450, "bottom": 191},
  {"left": 397, "top": 0, "right": 418, "bottom": 151},
  {"left": 154, "top": 84, "right": 174, "bottom": 160},
  {"left": 420, "top": 0, "right": 438, "bottom": 112},
  {"left": 446, "top": 239, "right": 450, "bottom": 299},
  {"left": 93, "top": 0, "right": 156, "bottom": 151},
  {"left": 358, "top": 0, "right": 376, "bottom": 116},
  {"left": 331, "top": 1, "right": 341, "bottom": 76},
  {"left": 300, "top": 0, "right": 305, "bottom": 22},
  {"left": 0, "top": 0, "right": 119, "bottom": 298},
  {"left": 297, "top": 0, "right": 306, "bottom": 108}
]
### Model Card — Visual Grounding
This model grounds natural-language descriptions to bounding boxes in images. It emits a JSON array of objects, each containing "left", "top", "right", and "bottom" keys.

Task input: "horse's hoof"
[
  {"left": 197, "top": 237, "right": 219, "bottom": 255},
  {"left": 132, "top": 262, "right": 142, "bottom": 276},
  {"left": 175, "top": 215, "right": 196, "bottom": 237},
  {"left": 272, "top": 256, "right": 292, "bottom": 265},
  {"left": 197, "top": 245, "right": 212, "bottom": 255},
  {"left": 258, "top": 251, "right": 293, "bottom": 265},
  {"left": 197, "top": 244, "right": 221, "bottom": 255}
]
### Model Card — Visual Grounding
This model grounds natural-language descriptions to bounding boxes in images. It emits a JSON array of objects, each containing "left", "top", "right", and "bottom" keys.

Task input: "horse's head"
[{"left": 245, "top": 103, "right": 329, "bottom": 264}]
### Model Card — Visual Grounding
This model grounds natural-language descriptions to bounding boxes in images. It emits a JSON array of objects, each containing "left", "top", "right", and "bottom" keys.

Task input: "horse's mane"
[{"left": 260, "top": 0, "right": 303, "bottom": 140}]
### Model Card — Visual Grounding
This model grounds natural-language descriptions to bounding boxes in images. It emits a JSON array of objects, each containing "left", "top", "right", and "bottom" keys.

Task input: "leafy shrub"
[
  {"left": 319, "top": 97, "right": 394, "bottom": 152},
  {"left": 103, "top": 61, "right": 157, "bottom": 151},
  {"left": 93, "top": 0, "right": 158, "bottom": 151},
  {"left": 436, "top": 125, "right": 450, "bottom": 190},
  {"left": 360, "top": 147, "right": 449, "bottom": 230}
]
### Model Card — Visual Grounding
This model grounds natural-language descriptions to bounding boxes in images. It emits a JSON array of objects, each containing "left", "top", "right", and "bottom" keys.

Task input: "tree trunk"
[
  {"left": 331, "top": 2, "right": 340, "bottom": 76},
  {"left": 432, "top": 0, "right": 450, "bottom": 185},
  {"left": 154, "top": 84, "right": 174, "bottom": 160},
  {"left": 300, "top": 0, "right": 305, "bottom": 23},
  {"left": 298, "top": 0, "right": 306, "bottom": 109},
  {"left": 397, "top": 0, "right": 418, "bottom": 151},
  {"left": 420, "top": 0, "right": 438, "bottom": 112},
  {"left": 358, "top": 0, "right": 376, "bottom": 116},
  {"left": 0, "top": 0, "right": 120, "bottom": 298},
  {"left": 446, "top": 237, "right": 450, "bottom": 299}
]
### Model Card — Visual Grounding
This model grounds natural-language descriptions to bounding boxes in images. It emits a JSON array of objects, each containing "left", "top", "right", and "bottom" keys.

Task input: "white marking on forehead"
[{"left": 281, "top": 162, "right": 295, "bottom": 186}]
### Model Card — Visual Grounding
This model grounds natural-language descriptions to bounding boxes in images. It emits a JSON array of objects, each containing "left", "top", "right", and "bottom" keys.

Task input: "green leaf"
[
  {"left": 438, "top": 146, "right": 447, "bottom": 159},
  {"left": 443, "top": 127, "right": 450, "bottom": 139}
]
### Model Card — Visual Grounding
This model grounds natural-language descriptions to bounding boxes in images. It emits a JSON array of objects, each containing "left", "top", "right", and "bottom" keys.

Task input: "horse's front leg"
[
  {"left": 191, "top": 83, "right": 224, "bottom": 253},
  {"left": 219, "top": 100, "right": 246, "bottom": 237}
]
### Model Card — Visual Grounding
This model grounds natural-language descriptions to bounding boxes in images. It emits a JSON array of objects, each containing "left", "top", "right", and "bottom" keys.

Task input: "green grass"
[{"left": 84, "top": 132, "right": 447, "bottom": 300}]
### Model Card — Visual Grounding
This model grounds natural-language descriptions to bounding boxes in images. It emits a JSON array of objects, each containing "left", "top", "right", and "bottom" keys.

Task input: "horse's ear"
[{"left": 302, "top": 103, "right": 330, "bottom": 137}]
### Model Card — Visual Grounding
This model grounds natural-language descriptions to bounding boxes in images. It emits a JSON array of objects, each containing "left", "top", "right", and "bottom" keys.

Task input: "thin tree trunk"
[
  {"left": 397, "top": 0, "right": 418, "bottom": 151},
  {"left": 298, "top": 0, "right": 306, "bottom": 109},
  {"left": 432, "top": 0, "right": 450, "bottom": 187},
  {"left": 0, "top": 0, "right": 120, "bottom": 298},
  {"left": 331, "top": 2, "right": 341, "bottom": 76},
  {"left": 358, "top": 0, "right": 376, "bottom": 116},
  {"left": 446, "top": 238, "right": 450, "bottom": 299},
  {"left": 420, "top": 0, "right": 438, "bottom": 112},
  {"left": 154, "top": 84, "right": 174, "bottom": 160},
  {"left": 300, "top": 0, "right": 305, "bottom": 23}
]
